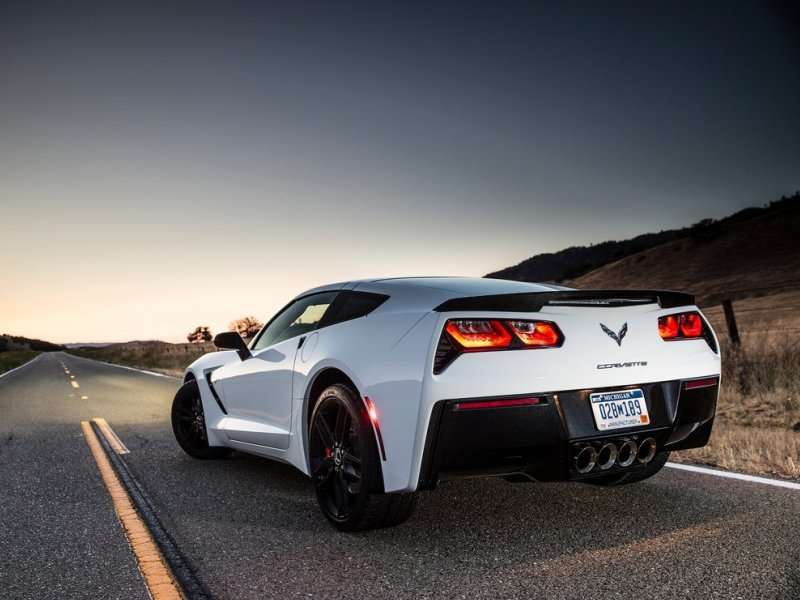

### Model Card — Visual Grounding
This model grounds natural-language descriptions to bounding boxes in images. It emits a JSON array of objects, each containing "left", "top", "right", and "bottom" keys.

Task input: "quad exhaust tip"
[
  {"left": 637, "top": 437, "right": 657, "bottom": 464},
  {"left": 574, "top": 446, "right": 597, "bottom": 474},
  {"left": 596, "top": 442, "right": 617, "bottom": 471},
  {"left": 574, "top": 437, "right": 657, "bottom": 474},
  {"left": 616, "top": 440, "right": 638, "bottom": 468}
]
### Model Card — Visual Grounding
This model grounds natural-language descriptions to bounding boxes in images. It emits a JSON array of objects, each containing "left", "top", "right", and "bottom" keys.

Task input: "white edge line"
[
  {"left": 101, "top": 362, "right": 177, "bottom": 379},
  {"left": 70, "top": 355, "right": 179, "bottom": 379},
  {"left": 666, "top": 462, "right": 800, "bottom": 491},
  {"left": 0, "top": 353, "right": 43, "bottom": 380}
]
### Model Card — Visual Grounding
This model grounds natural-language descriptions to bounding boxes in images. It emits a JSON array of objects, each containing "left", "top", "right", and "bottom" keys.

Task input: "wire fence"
[{"left": 697, "top": 281, "right": 800, "bottom": 343}]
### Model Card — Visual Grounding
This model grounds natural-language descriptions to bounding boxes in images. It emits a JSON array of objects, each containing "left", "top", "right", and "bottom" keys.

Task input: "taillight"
[
  {"left": 658, "top": 311, "right": 704, "bottom": 340},
  {"left": 444, "top": 319, "right": 512, "bottom": 349},
  {"left": 434, "top": 318, "right": 565, "bottom": 373},
  {"left": 507, "top": 320, "right": 563, "bottom": 347},
  {"left": 680, "top": 312, "right": 703, "bottom": 337},
  {"left": 658, "top": 315, "right": 680, "bottom": 339}
]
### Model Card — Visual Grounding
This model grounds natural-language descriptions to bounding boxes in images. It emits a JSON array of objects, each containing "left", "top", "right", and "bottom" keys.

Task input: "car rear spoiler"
[{"left": 433, "top": 289, "right": 695, "bottom": 312}]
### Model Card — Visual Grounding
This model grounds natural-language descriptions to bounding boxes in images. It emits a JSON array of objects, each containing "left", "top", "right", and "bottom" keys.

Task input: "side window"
[
  {"left": 253, "top": 292, "right": 337, "bottom": 350},
  {"left": 321, "top": 291, "right": 389, "bottom": 327}
]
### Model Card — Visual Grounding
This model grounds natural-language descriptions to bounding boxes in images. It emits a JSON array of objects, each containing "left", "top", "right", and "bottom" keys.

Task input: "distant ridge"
[
  {"left": 571, "top": 195, "right": 800, "bottom": 305},
  {"left": 63, "top": 342, "right": 115, "bottom": 349},
  {"left": 488, "top": 192, "right": 800, "bottom": 305},
  {"left": 0, "top": 334, "right": 63, "bottom": 352}
]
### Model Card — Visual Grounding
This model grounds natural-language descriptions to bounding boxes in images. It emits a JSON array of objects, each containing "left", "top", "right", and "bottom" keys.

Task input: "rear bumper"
[{"left": 417, "top": 377, "right": 717, "bottom": 489}]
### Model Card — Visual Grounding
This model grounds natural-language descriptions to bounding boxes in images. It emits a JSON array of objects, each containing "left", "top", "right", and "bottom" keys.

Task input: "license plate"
[{"left": 590, "top": 388, "right": 650, "bottom": 431}]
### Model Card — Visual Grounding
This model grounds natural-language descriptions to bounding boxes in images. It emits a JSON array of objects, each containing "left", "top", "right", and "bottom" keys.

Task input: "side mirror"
[{"left": 213, "top": 331, "right": 252, "bottom": 360}]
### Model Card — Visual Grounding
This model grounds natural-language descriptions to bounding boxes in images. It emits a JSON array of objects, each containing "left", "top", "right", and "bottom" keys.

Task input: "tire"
[
  {"left": 588, "top": 450, "right": 671, "bottom": 486},
  {"left": 171, "top": 380, "right": 231, "bottom": 459},
  {"left": 309, "top": 383, "right": 417, "bottom": 531}
]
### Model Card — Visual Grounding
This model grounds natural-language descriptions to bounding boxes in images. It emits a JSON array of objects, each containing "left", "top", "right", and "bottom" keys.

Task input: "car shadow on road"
[
  {"left": 126, "top": 425, "right": 744, "bottom": 558},
  {"left": 112, "top": 422, "right": 798, "bottom": 599}
]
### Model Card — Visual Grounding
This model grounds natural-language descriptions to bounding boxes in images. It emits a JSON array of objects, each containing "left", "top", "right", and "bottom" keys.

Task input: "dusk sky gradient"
[{"left": 2, "top": 1, "right": 798, "bottom": 343}]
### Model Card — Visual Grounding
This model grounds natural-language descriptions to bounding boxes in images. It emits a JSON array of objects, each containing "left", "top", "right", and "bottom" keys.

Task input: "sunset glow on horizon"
[{"left": 2, "top": 2, "right": 798, "bottom": 344}]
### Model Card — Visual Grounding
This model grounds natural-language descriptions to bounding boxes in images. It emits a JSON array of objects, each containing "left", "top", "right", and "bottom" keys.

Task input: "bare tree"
[
  {"left": 229, "top": 316, "right": 263, "bottom": 340},
  {"left": 187, "top": 326, "right": 212, "bottom": 344}
]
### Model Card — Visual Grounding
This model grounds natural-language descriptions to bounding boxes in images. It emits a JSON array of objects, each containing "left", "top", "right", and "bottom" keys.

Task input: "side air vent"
[{"left": 203, "top": 369, "right": 228, "bottom": 414}]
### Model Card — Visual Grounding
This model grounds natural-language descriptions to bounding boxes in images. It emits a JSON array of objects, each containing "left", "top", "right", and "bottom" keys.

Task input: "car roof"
[
  {"left": 299, "top": 277, "right": 569, "bottom": 304},
  {"left": 365, "top": 277, "right": 564, "bottom": 294}
]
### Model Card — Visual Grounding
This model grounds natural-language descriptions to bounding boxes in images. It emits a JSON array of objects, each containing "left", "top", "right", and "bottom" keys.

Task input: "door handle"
[{"left": 298, "top": 336, "right": 306, "bottom": 349}]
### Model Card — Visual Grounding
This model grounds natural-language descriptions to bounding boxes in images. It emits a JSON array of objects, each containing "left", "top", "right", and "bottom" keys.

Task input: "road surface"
[{"left": 1, "top": 352, "right": 798, "bottom": 599}]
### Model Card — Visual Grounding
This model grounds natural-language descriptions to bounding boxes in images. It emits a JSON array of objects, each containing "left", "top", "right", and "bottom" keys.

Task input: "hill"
[
  {"left": 570, "top": 195, "right": 800, "bottom": 306},
  {"left": 0, "top": 334, "right": 63, "bottom": 353},
  {"left": 488, "top": 193, "right": 800, "bottom": 293},
  {"left": 0, "top": 334, "right": 62, "bottom": 375}
]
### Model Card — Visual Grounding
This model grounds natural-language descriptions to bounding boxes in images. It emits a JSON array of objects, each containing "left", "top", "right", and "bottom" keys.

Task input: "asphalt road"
[{"left": 1, "top": 351, "right": 799, "bottom": 600}]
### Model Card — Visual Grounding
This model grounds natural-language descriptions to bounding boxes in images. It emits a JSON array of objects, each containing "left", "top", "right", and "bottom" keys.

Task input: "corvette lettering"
[{"left": 597, "top": 361, "right": 648, "bottom": 369}]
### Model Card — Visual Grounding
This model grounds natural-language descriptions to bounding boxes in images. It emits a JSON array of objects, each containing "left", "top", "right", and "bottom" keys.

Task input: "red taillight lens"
[
  {"left": 659, "top": 311, "right": 705, "bottom": 340},
  {"left": 507, "top": 320, "right": 562, "bottom": 347},
  {"left": 445, "top": 319, "right": 512, "bottom": 350},
  {"left": 436, "top": 317, "right": 564, "bottom": 372},
  {"left": 658, "top": 315, "right": 680, "bottom": 339},
  {"left": 679, "top": 312, "right": 704, "bottom": 337}
]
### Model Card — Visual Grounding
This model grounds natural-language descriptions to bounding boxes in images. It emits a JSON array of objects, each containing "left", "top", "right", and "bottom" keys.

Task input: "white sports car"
[{"left": 172, "top": 277, "right": 720, "bottom": 531}]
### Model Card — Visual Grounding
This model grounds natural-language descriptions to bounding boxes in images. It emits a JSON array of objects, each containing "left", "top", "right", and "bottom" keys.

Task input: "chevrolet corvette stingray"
[{"left": 171, "top": 277, "right": 720, "bottom": 531}]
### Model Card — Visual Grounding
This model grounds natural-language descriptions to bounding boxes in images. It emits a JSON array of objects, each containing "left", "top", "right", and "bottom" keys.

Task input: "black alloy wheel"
[
  {"left": 310, "top": 389, "right": 364, "bottom": 522},
  {"left": 309, "top": 383, "right": 418, "bottom": 531},
  {"left": 171, "top": 380, "right": 230, "bottom": 459}
]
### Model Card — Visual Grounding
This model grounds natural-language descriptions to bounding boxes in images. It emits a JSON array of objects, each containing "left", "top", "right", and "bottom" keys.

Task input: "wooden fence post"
[{"left": 722, "top": 299, "right": 740, "bottom": 347}]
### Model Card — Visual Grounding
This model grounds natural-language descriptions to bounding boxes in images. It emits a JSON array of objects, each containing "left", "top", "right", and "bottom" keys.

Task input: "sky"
[{"left": 1, "top": 1, "right": 798, "bottom": 344}]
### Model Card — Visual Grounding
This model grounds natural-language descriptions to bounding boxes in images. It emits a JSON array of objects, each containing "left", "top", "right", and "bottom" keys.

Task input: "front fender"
[
  {"left": 184, "top": 349, "right": 240, "bottom": 447},
  {"left": 185, "top": 349, "right": 240, "bottom": 380}
]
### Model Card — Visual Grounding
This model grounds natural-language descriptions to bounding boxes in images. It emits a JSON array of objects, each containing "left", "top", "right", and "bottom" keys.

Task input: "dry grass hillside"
[
  {"left": 68, "top": 341, "right": 216, "bottom": 377},
  {"left": 571, "top": 199, "right": 800, "bottom": 306},
  {"left": 0, "top": 334, "right": 62, "bottom": 352},
  {"left": 672, "top": 333, "right": 800, "bottom": 480}
]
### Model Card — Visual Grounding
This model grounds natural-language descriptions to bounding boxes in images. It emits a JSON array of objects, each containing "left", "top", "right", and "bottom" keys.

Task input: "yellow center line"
[
  {"left": 92, "top": 417, "right": 130, "bottom": 455},
  {"left": 71, "top": 381, "right": 80, "bottom": 389},
  {"left": 81, "top": 421, "right": 182, "bottom": 600}
]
